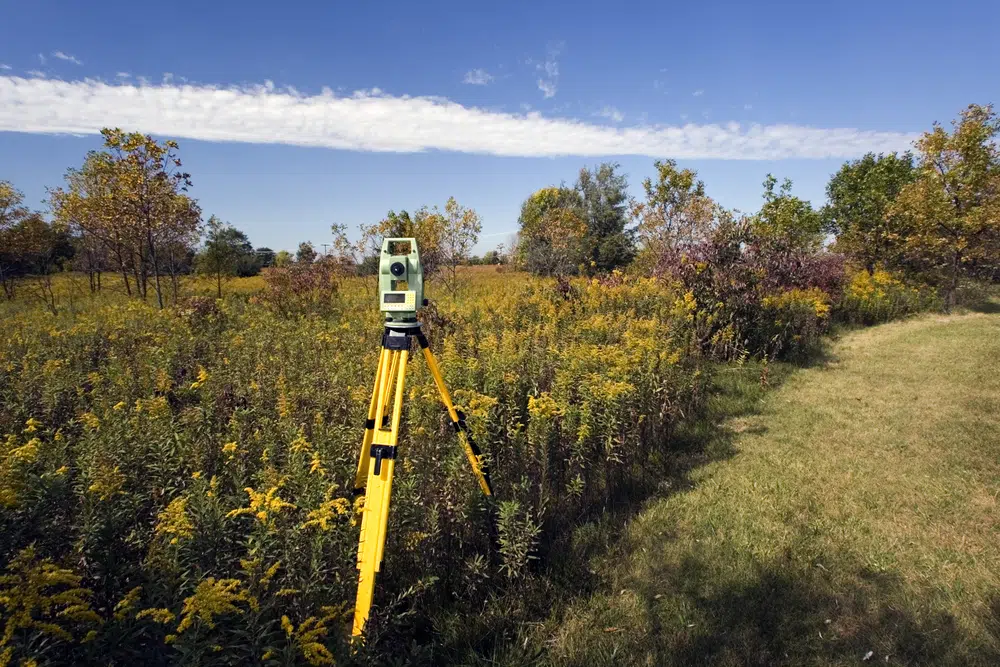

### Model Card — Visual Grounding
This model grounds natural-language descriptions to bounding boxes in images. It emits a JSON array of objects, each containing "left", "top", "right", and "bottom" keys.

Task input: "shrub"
[
  {"left": 655, "top": 217, "right": 845, "bottom": 359},
  {"left": 838, "top": 269, "right": 937, "bottom": 325}
]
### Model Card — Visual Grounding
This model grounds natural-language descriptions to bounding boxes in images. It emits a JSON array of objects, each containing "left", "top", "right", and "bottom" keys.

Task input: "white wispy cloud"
[
  {"left": 462, "top": 68, "right": 493, "bottom": 85},
  {"left": 595, "top": 106, "right": 625, "bottom": 123},
  {"left": 52, "top": 51, "right": 83, "bottom": 65},
  {"left": 693, "top": 89, "right": 704, "bottom": 97},
  {"left": 37, "top": 54, "right": 46, "bottom": 65},
  {"left": 537, "top": 79, "right": 557, "bottom": 99},
  {"left": 744, "top": 103, "right": 753, "bottom": 110},
  {"left": 535, "top": 43, "right": 561, "bottom": 98},
  {"left": 0, "top": 64, "right": 10, "bottom": 71},
  {"left": 0, "top": 76, "right": 917, "bottom": 160},
  {"left": 115, "top": 72, "right": 130, "bottom": 79},
  {"left": 25, "top": 70, "right": 47, "bottom": 79}
]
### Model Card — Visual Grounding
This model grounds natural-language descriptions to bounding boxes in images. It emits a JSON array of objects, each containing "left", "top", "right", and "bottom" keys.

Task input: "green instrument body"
[{"left": 379, "top": 238, "right": 424, "bottom": 325}]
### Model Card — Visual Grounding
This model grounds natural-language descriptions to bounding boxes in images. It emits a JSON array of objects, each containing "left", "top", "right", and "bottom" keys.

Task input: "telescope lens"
[{"left": 390, "top": 261, "right": 406, "bottom": 277}]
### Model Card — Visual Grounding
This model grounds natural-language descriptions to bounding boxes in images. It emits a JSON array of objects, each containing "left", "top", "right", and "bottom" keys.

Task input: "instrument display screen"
[{"left": 383, "top": 293, "right": 406, "bottom": 303}]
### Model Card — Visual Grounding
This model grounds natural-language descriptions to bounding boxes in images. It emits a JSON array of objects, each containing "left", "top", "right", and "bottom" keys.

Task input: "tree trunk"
[
  {"left": 168, "top": 247, "right": 179, "bottom": 305},
  {"left": 217, "top": 270, "right": 223, "bottom": 299},
  {"left": 147, "top": 229, "right": 164, "bottom": 309},
  {"left": 946, "top": 249, "right": 961, "bottom": 312}
]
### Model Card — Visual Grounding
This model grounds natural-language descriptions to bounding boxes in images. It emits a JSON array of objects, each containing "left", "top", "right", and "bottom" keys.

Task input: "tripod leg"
[
  {"left": 416, "top": 335, "right": 493, "bottom": 497},
  {"left": 354, "top": 347, "right": 389, "bottom": 493},
  {"left": 353, "top": 347, "right": 409, "bottom": 638}
]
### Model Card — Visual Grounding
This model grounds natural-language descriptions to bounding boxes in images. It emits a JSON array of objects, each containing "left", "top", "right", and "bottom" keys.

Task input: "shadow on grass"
[
  {"left": 593, "top": 557, "right": 1000, "bottom": 667},
  {"left": 404, "top": 353, "right": 829, "bottom": 666},
  {"left": 967, "top": 300, "right": 1000, "bottom": 314}
]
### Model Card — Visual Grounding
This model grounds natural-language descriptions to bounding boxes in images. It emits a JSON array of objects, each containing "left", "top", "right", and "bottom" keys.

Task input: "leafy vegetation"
[{"left": 0, "top": 102, "right": 998, "bottom": 664}]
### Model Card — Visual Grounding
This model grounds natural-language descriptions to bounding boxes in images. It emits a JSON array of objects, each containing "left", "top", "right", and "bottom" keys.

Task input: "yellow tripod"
[{"left": 351, "top": 324, "right": 492, "bottom": 638}]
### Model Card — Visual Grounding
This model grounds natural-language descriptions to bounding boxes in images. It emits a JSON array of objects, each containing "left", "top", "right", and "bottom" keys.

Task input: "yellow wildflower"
[
  {"left": 176, "top": 578, "right": 252, "bottom": 634},
  {"left": 226, "top": 485, "right": 295, "bottom": 525},
  {"left": 0, "top": 546, "right": 101, "bottom": 647},
  {"left": 309, "top": 452, "right": 325, "bottom": 476},
  {"left": 79, "top": 412, "right": 100, "bottom": 430},
  {"left": 281, "top": 614, "right": 294, "bottom": 637},
  {"left": 260, "top": 561, "right": 281, "bottom": 587},
  {"left": 154, "top": 497, "right": 194, "bottom": 545},
  {"left": 88, "top": 465, "right": 125, "bottom": 501},
  {"left": 191, "top": 471, "right": 203, "bottom": 480},
  {"left": 9, "top": 439, "right": 39, "bottom": 465},
  {"left": 23, "top": 417, "right": 41, "bottom": 433},
  {"left": 112, "top": 401, "right": 126, "bottom": 411},
  {"left": 155, "top": 368, "right": 173, "bottom": 392},
  {"left": 135, "top": 608, "right": 177, "bottom": 625},
  {"left": 114, "top": 586, "right": 143, "bottom": 620},
  {"left": 301, "top": 498, "right": 350, "bottom": 531},
  {"left": 222, "top": 441, "right": 238, "bottom": 455}
]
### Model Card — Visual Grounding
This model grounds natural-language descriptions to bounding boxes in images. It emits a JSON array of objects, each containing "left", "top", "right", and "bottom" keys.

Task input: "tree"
[
  {"left": 13, "top": 215, "right": 73, "bottom": 314},
  {"left": 274, "top": 250, "right": 293, "bottom": 268},
  {"left": 198, "top": 216, "right": 255, "bottom": 297},
  {"left": 1, "top": 182, "right": 73, "bottom": 304},
  {"left": 754, "top": 175, "right": 823, "bottom": 249},
  {"left": 159, "top": 194, "right": 201, "bottom": 303},
  {"left": 575, "top": 163, "right": 634, "bottom": 271},
  {"left": 296, "top": 242, "right": 317, "bottom": 265},
  {"left": 516, "top": 186, "right": 588, "bottom": 275},
  {"left": 256, "top": 247, "right": 276, "bottom": 268},
  {"left": 891, "top": 104, "right": 1000, "bottom": 309},
  {"left": 359, "top": 208, "right": 446, "bottom": 277},
  {"left": 440, "top": 197, "right": 482, "bottom": 295},
  {"left": 49, "top": 129, "right": 199, "bottom": 307},
  {"left": 632, "top": 160, "right": 718, "bottom": 271},
  {"left": 0, "top": 181, "right": 31, "bottom": 299},
  {"left": 101, "top": 129, "right": 193, "bottom": 308},
  {"left": 823, "top": 152, "right": 915, "bottom": 271}
]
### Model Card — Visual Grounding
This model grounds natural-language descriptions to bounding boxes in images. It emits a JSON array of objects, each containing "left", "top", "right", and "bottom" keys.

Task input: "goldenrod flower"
[
  {"left": 176, "top": 578, "right": 253, "bottom": 634},
  {"left": 226, "top": 485, "right": 295, "bottom": 525},
  {"left": 154, "top": 497, "right": 194, "bottom": 545}
]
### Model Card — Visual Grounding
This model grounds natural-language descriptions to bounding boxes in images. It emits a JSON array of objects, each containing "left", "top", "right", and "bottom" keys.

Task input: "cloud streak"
[
  {"left": 462, "top": 68, "right": 493, "bottom": 85},
  {"left": 595, "top": 106, "right": 625, "bottom": 123},
  {"left": 0, "top": 75, "right": 917, "bottom": 160},
  {"left": 535, "top": 43, "right": 561, "bottom": 98},
  {"left": 52, "top": 51, "right": 83, "bottom": 65}
]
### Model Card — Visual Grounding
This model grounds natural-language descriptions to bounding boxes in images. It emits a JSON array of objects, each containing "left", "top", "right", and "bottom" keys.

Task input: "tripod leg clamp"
[{"left": 370, "top": 445, "right": 397, "bottom": 475}]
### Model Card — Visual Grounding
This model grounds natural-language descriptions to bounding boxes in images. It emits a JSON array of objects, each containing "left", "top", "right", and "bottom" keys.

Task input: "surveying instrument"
[{"left": 351, "top": 238, "right": 493, "bottom": 638}]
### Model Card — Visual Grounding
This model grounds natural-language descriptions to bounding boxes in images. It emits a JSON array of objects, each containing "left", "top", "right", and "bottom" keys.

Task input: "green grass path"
[{"left": 539, "top": 310, "right": 1000, "bottom": 666}]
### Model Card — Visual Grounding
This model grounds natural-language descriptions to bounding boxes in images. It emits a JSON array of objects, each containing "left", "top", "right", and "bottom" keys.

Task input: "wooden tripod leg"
[{"left": 352, "top": 347, "right": 409, "bottom": 638}]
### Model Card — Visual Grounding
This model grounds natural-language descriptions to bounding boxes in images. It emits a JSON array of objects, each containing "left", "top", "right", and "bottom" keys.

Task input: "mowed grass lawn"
[{"left": 536, "top": 308, "right": 1000, "bottom": 666}]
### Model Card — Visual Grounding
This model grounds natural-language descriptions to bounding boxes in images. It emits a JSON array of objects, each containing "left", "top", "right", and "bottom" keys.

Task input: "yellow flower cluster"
[
  {"left": 154, "top": 497, "right": 194, "bottom": 545},
  {"left": 176, "top": 578, "right": 255, "bottom": 634},
  {"left": 226, "top": 484, "right": 296, "bottom": 525}
]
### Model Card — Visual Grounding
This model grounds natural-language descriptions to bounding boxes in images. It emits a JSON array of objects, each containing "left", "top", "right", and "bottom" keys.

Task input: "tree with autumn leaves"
[
  {"left": 50, "top": 129, "right": 202, "bottom": 308},
  {"left": 891, "top": 104, "right": 1000, "bottom": 308},
  {"left": 825, "top": 104, "right": 1000, "bottom": 309}
]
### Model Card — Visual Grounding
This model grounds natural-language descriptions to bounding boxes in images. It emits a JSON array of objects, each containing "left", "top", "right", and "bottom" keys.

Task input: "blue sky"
[{"left": 1, "top": 0, "right": 998, "bottom": 253}]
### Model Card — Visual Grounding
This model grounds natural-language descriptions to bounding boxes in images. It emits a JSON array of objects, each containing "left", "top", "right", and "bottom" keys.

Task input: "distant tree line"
[
  {"left": 2, "top": 103, "right": 997, "bottom": 311},
  {"left": 509, "top": 103, "right": 1000, "bottom": 309}
]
